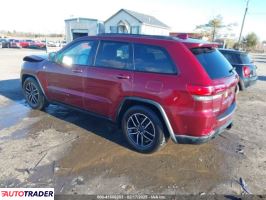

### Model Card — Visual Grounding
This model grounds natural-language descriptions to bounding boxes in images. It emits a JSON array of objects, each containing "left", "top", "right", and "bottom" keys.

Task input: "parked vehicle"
[
  {"left": 19, "top": 40, "right": 29, "bottom": 48},
  {"left": 0, "top": 38, "right": 15, "bottom": 48},
  {"left": 219, "top": 49, "right": 257, "bottom": 90},
  {"left": 21, "top": 34, "right": 238, "bottom": 153},
  {"left": 41, "top": 40, "right": 66, "bottom": 48},
  {"left": 19, "top": 40, "right": 34, "bottom": 48},
  {"left": 47, "top": 41, "right": 57, "bottom": 47},
  {"left": 0, "top": 38, "right": 10, "bottom": 48},
  {"left": 10, "top": 39, "right": 21, "bottom": 48},
  {"left": 61, "top": 40, "right": 67, "bottom": 47},
  {"left": 28, "top": 40, "right": 46, "bottom": 49}
]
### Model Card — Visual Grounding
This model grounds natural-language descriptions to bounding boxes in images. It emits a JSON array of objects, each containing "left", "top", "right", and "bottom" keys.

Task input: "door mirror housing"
[{"left": 48, "top": 52, "right": 57, "bottom": 62}]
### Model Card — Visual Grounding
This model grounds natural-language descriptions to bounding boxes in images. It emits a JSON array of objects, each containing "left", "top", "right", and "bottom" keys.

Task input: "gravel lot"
[{"left": 0, "top": 48, "right": 266, "bottom": 195}]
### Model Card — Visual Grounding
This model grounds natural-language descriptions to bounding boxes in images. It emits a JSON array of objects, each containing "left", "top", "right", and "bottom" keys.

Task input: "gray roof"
[
  {"left": 105, "top": 9, "right": 170, "bottom": 29},
  {"left": 65, "top": 17, "right": 98, "bottom": 22}
]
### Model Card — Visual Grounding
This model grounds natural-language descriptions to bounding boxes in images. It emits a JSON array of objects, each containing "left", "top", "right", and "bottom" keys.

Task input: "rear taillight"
[
  {"left": 243, "top": 66, "right": 250, "bottom": 77},
  {"left": 187, "top": 85, "right": 214, "bottom": 96},
  {"left": 187, "top": 85, "right": 225, "bottom": 101}
]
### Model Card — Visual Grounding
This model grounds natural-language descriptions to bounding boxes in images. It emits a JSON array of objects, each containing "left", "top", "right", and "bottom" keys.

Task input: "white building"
[
  {"left": 65, "top": 9, "right": 170, "bottom": 43},
  {"left": 104, "top": 9, "right": 170, "bottom": 36},
  {"left": 65, "top": 18, "right": 104, "bottom": 42}
]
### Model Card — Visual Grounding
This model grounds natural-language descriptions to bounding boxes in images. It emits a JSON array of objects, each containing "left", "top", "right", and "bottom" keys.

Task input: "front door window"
[{"left": 56, "top": 41, "right": 95, "bottom": 67}]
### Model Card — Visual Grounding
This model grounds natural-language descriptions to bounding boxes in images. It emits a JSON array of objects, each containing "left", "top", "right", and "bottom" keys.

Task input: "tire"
[
  {"left": 236, "top": 83, "right": 240, "bottom": 94},
  {"left": 238, "top": 79, "right": 246, "bottom": 91},
  {"left": 122, "top": 105, "right": 167, "bottom": 153},
  {"left": 23, "top": 77, "right": 48, "bottom": 110}
]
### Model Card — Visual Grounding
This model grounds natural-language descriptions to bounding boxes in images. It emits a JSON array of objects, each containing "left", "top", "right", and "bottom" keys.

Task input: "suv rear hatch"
[
  {"left": 190, "top": 47, "right": 238, "bottom": 117},
  {"left": 222, "top": 51, "right": 257, "bottom": 78}
]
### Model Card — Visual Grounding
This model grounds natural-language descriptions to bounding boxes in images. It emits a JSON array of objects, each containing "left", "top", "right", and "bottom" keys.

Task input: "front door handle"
[
  {"left": 72, "top": 69, "right": 83, "bottom": 73},
  {"left": 116, "top": 74, "right": 131, "bottom": 80}
]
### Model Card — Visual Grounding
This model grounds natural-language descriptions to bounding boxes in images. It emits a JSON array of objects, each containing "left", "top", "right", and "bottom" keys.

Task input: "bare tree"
[
  {"left": 195, "top": 15, "right": 237, "bottom": 41},
  {"left": 244, "top": 32, "right": 259, "bottom": 50}
]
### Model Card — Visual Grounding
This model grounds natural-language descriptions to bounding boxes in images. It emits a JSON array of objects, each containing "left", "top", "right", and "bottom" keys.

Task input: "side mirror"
[{"left": 48, "top": 52, "right": 57, "bottom": 62}]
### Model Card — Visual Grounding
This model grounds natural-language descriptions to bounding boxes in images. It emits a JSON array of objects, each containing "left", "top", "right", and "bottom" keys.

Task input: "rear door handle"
[
  {"left": 72, "top": 68, "right": 83, "bottom": 73},
  {"left": 116, "top": 74, "right": 131, "bottom": 80}
]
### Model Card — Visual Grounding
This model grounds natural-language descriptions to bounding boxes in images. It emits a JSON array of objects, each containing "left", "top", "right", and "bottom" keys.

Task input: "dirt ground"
[{"left": 0, "top": 48, "right": 266, "bottom": 195}]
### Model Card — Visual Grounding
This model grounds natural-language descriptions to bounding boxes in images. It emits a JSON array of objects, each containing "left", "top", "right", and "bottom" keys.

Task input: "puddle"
[
  {"left": 0, "top": 103, "right": 30, "bottom": 130},
  {"left": 54, "top": 130, "right": 242, "bottom": 194}
]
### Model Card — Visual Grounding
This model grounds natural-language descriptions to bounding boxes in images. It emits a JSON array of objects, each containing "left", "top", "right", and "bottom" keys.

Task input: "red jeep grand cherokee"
[{"left": 21, "top": 34, "right": 238, "bottom": 153}]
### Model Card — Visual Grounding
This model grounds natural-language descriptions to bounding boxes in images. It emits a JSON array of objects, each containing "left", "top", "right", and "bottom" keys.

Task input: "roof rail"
[{"left": 97, "top": 33, "right": 176, "bottom": 41}]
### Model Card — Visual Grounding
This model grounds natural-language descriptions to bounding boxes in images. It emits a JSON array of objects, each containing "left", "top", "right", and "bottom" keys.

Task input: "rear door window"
[
  {"left": 134, "top": 44, "right": 177, "bottom": 74},
  {"left": 192, "top": 48, "right": 233, "bottom": 79},
  {"left": 95, "top": 41, "right": 132, "bottom": 70}
]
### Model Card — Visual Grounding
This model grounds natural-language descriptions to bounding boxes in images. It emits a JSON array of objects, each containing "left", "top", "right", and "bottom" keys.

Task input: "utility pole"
[{"left": 238, "top": 0, "right": 250, "bottom": 48}]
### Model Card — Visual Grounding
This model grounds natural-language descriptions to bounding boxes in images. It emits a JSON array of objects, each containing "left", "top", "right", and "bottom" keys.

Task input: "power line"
[{"left": 248, "top": 12, "right": 266, "bottom": 15}]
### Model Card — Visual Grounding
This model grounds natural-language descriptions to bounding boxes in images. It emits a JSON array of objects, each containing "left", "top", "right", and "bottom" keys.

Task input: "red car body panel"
[
  {"left": 19, "top": 41, "right": 30, "bottom": 48},
  {"left": 21, "top": 35, "right": 238, "bottom": 143}
]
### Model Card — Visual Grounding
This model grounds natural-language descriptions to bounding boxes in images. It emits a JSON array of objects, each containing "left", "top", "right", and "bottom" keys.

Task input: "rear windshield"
[
  {"left": 220, "top": 51, "right": 252, "bottom": 64},
  {"left": 192, "top": 48, "right": 234, "bottom": 79}
]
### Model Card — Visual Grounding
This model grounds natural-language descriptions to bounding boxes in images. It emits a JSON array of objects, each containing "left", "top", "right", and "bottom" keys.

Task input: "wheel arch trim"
[
  {"left": 21, "top": 73, "right": 47, "bottom": 98},
  {"left": 117, "top": 97, "right": 177, "bottom": 143}
]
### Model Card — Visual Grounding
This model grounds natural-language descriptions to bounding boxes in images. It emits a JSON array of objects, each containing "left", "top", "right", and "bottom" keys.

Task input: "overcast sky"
[{"left": 0, "top": 0, "right": 265, "bottom": 40}]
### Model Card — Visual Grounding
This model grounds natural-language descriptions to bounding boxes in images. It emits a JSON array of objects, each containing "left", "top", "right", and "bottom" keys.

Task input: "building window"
[
  {"left": 110, "top": 26, "right": 117, "bottom": 33},
  {"left": 118, "top": 25, "right": 128, "bottom": 33},
  {"left": 117, "top": 20, "right": 130, "bottom": 34},
  {"left": 131, "top": 26, "right": 140, "bottom": 34}
]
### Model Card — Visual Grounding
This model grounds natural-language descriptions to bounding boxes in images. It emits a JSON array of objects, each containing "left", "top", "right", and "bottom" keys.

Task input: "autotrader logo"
[{"left": 0, "top": 188, "right": 54, "bottom": 199}]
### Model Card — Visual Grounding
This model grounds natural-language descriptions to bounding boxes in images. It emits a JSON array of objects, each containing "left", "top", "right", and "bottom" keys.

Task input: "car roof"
[{"left": 75, "top": 34, "right": 218, "bottom": 49}]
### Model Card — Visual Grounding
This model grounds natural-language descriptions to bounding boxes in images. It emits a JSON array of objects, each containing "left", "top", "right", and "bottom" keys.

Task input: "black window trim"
[
  {"left": 93, "top": 40, "right": 134, "bottom": 71},
  {"left": 92, "top": 40, "right": 179, "bottom": 75},
  {"left": 132, "top": 43, "right": 178, "bottom": 75}
]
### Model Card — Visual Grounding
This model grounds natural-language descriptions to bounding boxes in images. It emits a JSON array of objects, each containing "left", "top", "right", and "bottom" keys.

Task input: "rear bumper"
[
  {"left": 243, "top": 76, "right": 257, "bottom": 88},
  {"left": 173, "top": 102, "right": 236, "bottom": 144},
  {"left": 174, "top": 120, "right": 233, "bottom": 144}
]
